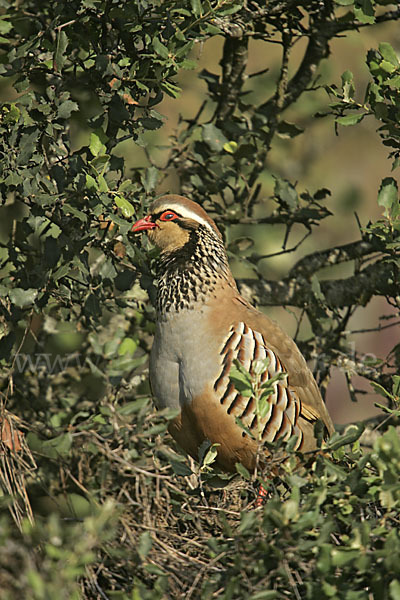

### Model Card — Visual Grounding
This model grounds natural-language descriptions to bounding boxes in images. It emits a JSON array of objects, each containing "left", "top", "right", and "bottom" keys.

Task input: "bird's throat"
[{"left": 156, "top": 226, "right": 231, "bottom": 315}]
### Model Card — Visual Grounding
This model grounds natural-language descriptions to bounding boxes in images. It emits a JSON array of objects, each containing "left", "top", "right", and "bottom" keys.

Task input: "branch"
[
  {"left": 335, "top": 6, "right": 400, "bottom": 33},
  {"left": 288, "top": 237, "right": 388, "bottom": 278},
  {"left": 214, "top": 35, "right": 249, "bottom": 126},
  {"left": 213, "top": 3, "right": 400, "bottom": 123},
  {"left": 238, "top": 260, "right": 398, "bottom": 309},
  {"left": 257, "top": 5, "right": 400, "bottom": 116},
  {"left": 258, "top": 7, "right": 334, "bottom": 116}
]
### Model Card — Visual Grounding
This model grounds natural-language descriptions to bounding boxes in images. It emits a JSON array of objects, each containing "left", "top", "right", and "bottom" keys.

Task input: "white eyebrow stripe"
[{"left": 159, "top": 204, "right": 214, "bottom": 231}]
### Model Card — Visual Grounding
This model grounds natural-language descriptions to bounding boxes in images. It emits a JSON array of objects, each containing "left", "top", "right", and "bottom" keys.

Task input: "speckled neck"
[{"left": 156, "top": 225, "right": 232, "bottom": 315}]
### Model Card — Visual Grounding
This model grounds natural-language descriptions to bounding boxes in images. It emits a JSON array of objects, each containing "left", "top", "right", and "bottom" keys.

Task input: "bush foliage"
[{"left": 0, "top": 1, "right": 399, "bottom": 598}]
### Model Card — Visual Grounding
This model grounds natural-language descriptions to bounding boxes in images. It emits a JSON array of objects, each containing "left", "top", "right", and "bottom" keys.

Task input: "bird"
[{"left": 131, "top": 194, "right": 334, "bottom": 474}]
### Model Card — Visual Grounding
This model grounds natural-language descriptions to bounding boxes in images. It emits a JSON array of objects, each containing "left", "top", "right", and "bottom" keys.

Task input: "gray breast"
[{"left": 149, "top": 306, "right": 222, "bottom": 411}]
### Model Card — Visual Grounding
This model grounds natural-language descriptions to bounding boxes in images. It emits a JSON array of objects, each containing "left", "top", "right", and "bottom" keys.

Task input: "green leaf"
[
  {"left": 378, "top": 177, "right": 399, "bottom": 219},
  {"left": 143, "top": 564, "right": 167, "bottom": 576},
  {"left": 331, "top": 548, "right": 359, "bottom": 567},
  {"left": 389, "top": 580, "right": 400, "bottom": 600},
  {"left": 379, "top": 42, "right": 399, "bottom": 67},
  {"left": 85, "top": 174, "right": 98, "bottom": 190},
  {"left": 235, "top": 462, "right": 251, "bottom": 480},
  {"left": 43, "top": 433, "right": 73, "bottom": 457},
  {"left": 57, "top": 99, "right": 78, "bottom": 119},
  {"left": 341, "top": 70, "right": 354, "bottom": 83},
  {"left": 86, "top": 358, "right": 107, "bottom": 379},
  {"left": 370, "top": 380, "right": 392, "bottom": 399},
  {"left": 334, "top": 0, "right": 354, "bottom": 5},
  {"left": 276, "top": 121, "right": 304, "bottom": 139},
  {"left": 4, "top": 172, "right": 23, "bottom": 186},
  {"left": 204, "top": 23, "right": 223, "bottom": 35},
  {"left": 18, "top": 130, "right": 39, "bottom": 164},
  {"left": 239, "top": 511, "right": 257, "bottom": 534},
  {"left": 326, "top": 423, "right": 364, "bottom": 451},
  {"left": 139, "top": 116, "right": 164, "bottom": 130},
  {"left": 84, "top": 294, "right": 101, "bottom": 317},
  {"left": 118, "top": 337, "right": 138, "bottom": 356},
  {"left": 161, "top": 407, "right": 181, "bottom": 422},
  {"left": 114, "top": 270, "right": 135, "bottom": 291},
  {"left": 223, "top": 141, "right": 238, "bottom": 153},
  {"left": 90, "top": 155, "right": 110, "bottom": 172},
  {"left": 141, "top": 423, "right": 169, "bottom": 438},
  {"left": 336, "top": 113, "right": 365, "bottom": 126},
  {"left": 161, "top": 80, "right": 182, "bottom": 98},
  {"left": 0, "top": 16, "right": 13, "bottom": 35},
  {"left": 117, "top": 398, "right": 149, "bottom": 415},
  {"left": 9, "top": 288, "right": 38, "bottom": 307},
  {"left": 354, "top": 0, "right": 375, "bottom": 24},
  {"left": 380, "top": 60, "right": 397, "bottom": 74},
  {"left": 2, "top": 103, "right": 20, "bottom": 124},
  {"left": 274, "top": 177, "right": 298, "bottom": 209},
  {"left": 54, "top": 29, "right": 68, "bottom": 72},
  {"left": 216, "top": 3, "right": 243, "bottom": 16},
  {"left": 285, "top": 434, "right": 300, "bottom": 453},
  {"left": 180, "top": 59, "right": 197, "bottom": 70},
  {"left": 115, "top": 195, "right": 135, "bottom": 218},
  {"left": 252, "top": 358, "right": 270, "bottom": 377},
  {"left": 138, "top": 531, "right": 152, "bottom": 560},
  {"left": 175, "top": 41, "right": 194, "bottom": 59},
  {"left": 257, "top": 397, "right": 271, "bottom": 420},
  {"left": 53, "top": 263, "right": 71, "bottom": 281},
  {"left": 190, "top": 0, "right": 202, "bottom": 17},
  {"left": 200, "top": 442, "right": 220, "bottom": 470},
  {"left": 152, "top": 37, "right": 169, "bottom": 59},
  {"left": 389, "top": 76, "right": 400, "bottom": 90},
  {"left": 89, "top": 130, "right": 108, "bottom": 156},
  {"left": 170, "top": 460, "right": 193, "bottom": 476},
  {"left": 28, "top": 432, "right": 73, "bottom": 459},
  {"left": 202, "top": 123, "right": 228, "bottom": 152},
  {"left": 229, "top": 371, "right": 252, "bottom": 394},
  {"left": 260, "top": 372, "right": 287, "bottom": 391},
  {"left": 374, "top": 402, "right": 400, "bottom": 417},
  {"left": 142, "top": 166, "right": 159, "bottom": 193},
  {"left": 234, "top": 417, "right": 255, "bottom": 439}
]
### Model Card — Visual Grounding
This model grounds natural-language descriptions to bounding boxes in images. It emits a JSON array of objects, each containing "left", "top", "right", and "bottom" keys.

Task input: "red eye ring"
[{"left": 160, "top": 210, "right": 178, "bottom": 221}]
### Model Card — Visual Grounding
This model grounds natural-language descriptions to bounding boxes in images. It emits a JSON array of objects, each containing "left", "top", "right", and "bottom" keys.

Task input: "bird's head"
[{"left": 131, "top": 194, "right": 222, "bottom": 253}]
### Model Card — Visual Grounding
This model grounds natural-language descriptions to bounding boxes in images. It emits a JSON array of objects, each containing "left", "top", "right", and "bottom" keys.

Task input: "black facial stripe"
[{"left": 153, "top": 210, "right": 200, "bottom": 231}]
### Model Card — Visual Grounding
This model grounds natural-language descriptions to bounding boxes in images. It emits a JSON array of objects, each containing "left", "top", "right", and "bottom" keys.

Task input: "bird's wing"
[{"left": 212, "top": 296, "right": 334, "bottom": 447}]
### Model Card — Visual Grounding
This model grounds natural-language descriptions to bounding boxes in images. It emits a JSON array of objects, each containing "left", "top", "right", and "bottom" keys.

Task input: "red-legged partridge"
[{"left": 132, "top": 195, "right": 334, "bottom": 472}]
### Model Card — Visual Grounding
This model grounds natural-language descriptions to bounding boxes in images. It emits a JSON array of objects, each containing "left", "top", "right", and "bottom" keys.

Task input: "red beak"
[{"left": 131, "top": 214, "right": 158, "bottom": 233}]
